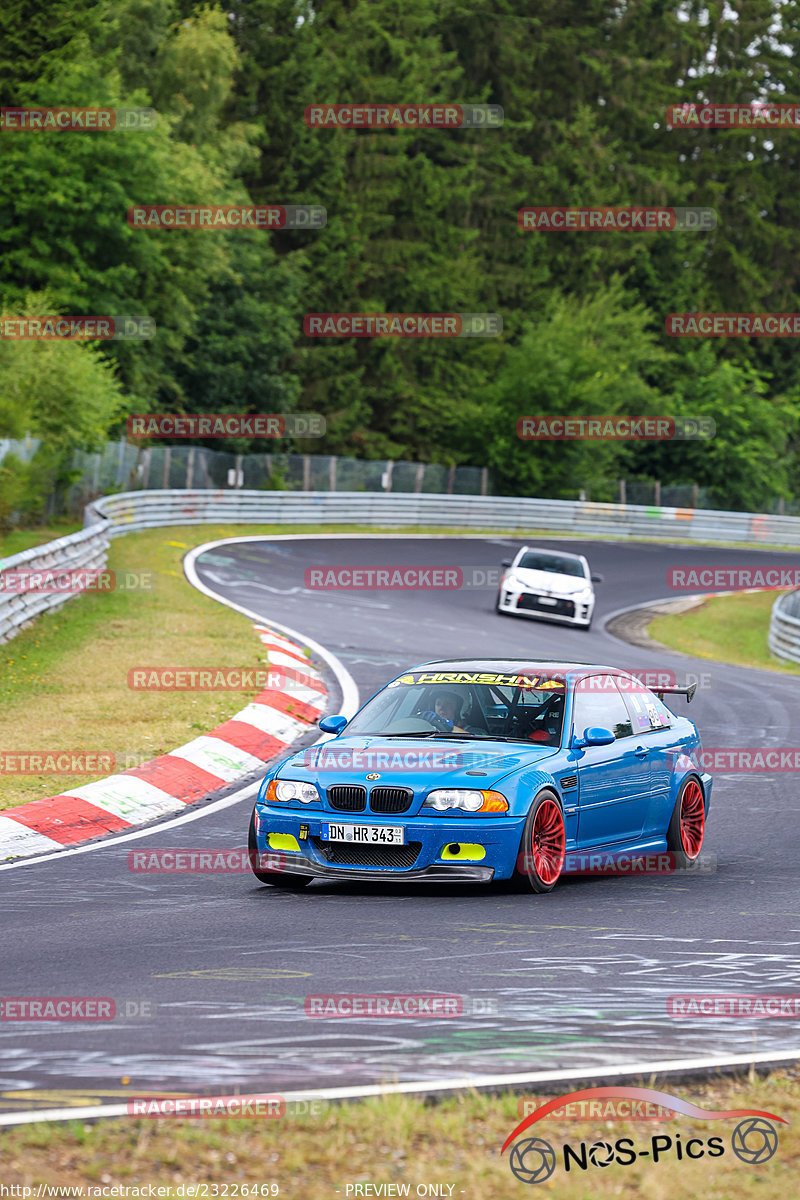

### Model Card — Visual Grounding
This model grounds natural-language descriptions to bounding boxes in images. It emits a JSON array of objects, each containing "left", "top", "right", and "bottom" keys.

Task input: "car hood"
[
  {"left": 278, "top": 734, "right": 560, "bottom": 790},
  {"left": 511, "top": 568, "right": 590, "bottom": 595}
]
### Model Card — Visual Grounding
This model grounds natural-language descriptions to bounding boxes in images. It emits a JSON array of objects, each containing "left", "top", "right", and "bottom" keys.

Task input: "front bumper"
[
  {"left": 253, "top": 805, "right": 523, "bottom": 881},
  {"left": 497, "top": 587, "right": 594, "bottom": 626},
  {"left": 255, "top": 853, "right": 494, "bottom": 883}
]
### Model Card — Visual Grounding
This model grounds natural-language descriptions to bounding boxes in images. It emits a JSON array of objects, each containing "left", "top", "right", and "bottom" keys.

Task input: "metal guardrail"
[
  {"left": 2, "top": 487, "right": 800, "bottom": 644},
  {"left": 83, "top": 489, "right": 800, "bottom": 545},
  {"left": 0, "top": 522, "right": 110, "bottom": 644},
  {"left": 768, "top": 590, "right": 800, "bottom": 665}
]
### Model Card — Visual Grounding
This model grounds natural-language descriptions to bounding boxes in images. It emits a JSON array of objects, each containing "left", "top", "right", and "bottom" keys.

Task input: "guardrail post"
[
  {"left": 414, "top": 463, "right": 424, "bottom": 493},
  {"left": 618, "top": 479, "right": 626, "bottom": 505},
  {"left": 302, "top": 455, "right": 311, "bottom": 490},
  {"left": 329, "top": 455, "right": 336, "bottom": 491},
  {"left": 162, "top": 446, "right": 171, "bottom": 489}
]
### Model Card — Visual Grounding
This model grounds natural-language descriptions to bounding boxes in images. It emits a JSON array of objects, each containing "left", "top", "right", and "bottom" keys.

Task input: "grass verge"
[
  {"left": 648, "top": 591, "right": 800, "bottom": 675},
  {"left": 0, "top": 1070, "right": 797, "bottom": 1196},
  {"left": 0, "top": 519, "right": 83, "bottom": 559},
  {"left": 0, "top": 524, "right": 318, "bottom": 811}
]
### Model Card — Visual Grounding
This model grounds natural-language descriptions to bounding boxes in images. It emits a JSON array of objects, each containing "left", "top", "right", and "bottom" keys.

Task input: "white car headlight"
[
  {"left": 423, "top": 789, "right": 509, "bottom": 813},
  {"left": 274, "top": 779, "right": 321, "bottom": 804}
]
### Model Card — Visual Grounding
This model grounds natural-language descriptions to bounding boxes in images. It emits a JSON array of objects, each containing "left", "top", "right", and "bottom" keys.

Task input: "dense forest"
[{"left": 2, "top": 0, "right": 800, "bottom": 513}]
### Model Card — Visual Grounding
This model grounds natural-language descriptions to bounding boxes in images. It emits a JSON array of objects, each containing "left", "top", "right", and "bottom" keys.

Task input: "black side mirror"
[
  {"left": 502, "top": 559, "right": 512, "bottom": 568},
  {"left": 591, "top": 573, "right": 603, "bottom": 583}
]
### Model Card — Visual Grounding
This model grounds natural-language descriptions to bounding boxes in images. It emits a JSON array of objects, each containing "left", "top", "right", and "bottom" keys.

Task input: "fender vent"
[{"left": 561, "top": 775, "right": 577, "bottom": 790}]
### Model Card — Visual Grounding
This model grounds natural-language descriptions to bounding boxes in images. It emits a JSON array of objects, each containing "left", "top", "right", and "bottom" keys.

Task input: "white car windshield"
[{"left": 517, "top": 552, "right": 587, "bottom": 578}]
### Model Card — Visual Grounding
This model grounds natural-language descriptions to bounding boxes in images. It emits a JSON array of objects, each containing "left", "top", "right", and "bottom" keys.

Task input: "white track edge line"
[
  {"left": 183, "top": 538, "right": 359, "bottom": 717},
  {"left": 0, "top": 537, "right": 360, "bottom": 871},
  {"left": 2, "top": 1048, "right": 799, "bottom": 1126}
]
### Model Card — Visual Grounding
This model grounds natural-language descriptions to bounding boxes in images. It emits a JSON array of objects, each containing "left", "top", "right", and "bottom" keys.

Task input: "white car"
[{"left": 495, "top": 546, "right": 601, "bottom": 630}]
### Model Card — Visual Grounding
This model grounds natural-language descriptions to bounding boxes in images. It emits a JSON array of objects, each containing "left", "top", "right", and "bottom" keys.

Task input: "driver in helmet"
[{"left": 419, "top": 689, "right": 476, "bottom": 735}]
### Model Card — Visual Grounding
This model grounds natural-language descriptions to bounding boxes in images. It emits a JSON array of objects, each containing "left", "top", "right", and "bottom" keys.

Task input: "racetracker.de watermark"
[
  {"left": 0, "top": 752, "right": 116, "bottom": 775},
  {"left": 699, "top": 749, "right": 800, "bottom": 771},
  {"left": 518, "top": 207, "right": 716, "bottom": 231},
  {"left": 1, "top": 997, "right": 154, "bottom": 1020},
  {"left": 0, "top": 569, "right": 152, "bottom": 594},
  {"left": 1, "top": 107, "right": 156, "bottom": 131},
  {"left": 667, "top": 103, "right": 800, "bottom": 128},
  {"left": 517, "top": 416, "right": 714, "bottom": 440},
  {"left": 128, "top": 849, "right": 287, "bottom": 873},
  {"left": 127, "top": 1094, "right": 322, "bottom": 1118},
  {"left": 668, "top": 994, "right": 800, "bottom": 1017},
  {"left": 305, "top": 566, "right": 462, "bottom": 588},
  {"left": 518, "top": 851, "right": 716, "bottom": 876},
  {"left": 517, "top": 1096, "right": 674, "bottom": 1121},
  {"left": 304, "top": 104, "right": 503, "bottom": 128},
  {"left": 666, "top": 313, "right": 800, "bottom": 337},
  {"left": 303, "top": 313, "right": 502, "bottom": 337},
  {"left": 126, "top": 667, "right": 317, "bottom": 691},
  {"left": 127, "top": 205, "right": 326, "bottom": 229},
  {"left": 300, "top": 747, "right": 522, "bottom": 771},
  {"left": 304, "top": 994, "right": 496, "bottom": 1017},
  {"left": 0, "top": 316, "right": 154, "bottom": 340},
  {"left": 127, "top": 413, "right": 325, "bottom": 438},
  {"left": 667, "top": 566, "right": 800, "bottom": 591}
]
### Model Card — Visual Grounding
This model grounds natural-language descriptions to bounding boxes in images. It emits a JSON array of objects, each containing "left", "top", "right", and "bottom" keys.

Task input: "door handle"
[{"left": 634, "top": 745, "right": 650, "bottom": 758}]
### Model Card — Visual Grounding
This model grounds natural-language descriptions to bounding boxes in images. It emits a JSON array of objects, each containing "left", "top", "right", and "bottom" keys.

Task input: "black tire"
[
  {"left": 248, "top": 809, "right": 311, "bottom": 889},
  {"left": 666, "top": 776, "right": 706, "bottom": 870},
  {"left": 511, "top": 788, "right": 566, "bottom": 894}
]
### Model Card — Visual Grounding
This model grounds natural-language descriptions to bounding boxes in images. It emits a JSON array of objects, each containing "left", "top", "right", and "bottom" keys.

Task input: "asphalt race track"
[{"left": 3, "top": 534, "right": 800, "bottom": 1115}]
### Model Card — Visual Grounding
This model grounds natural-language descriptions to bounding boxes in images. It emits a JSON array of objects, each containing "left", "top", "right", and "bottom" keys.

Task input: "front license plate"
[
  {"left": 323, "top": 823, "right": 405, "bottom": 845},
  {"left": 538, "top": 596, "right": 557, "bottom": 605}
]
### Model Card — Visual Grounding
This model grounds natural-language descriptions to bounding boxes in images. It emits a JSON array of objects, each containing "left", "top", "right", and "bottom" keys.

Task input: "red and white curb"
[{"left": 0, "top": 626, "right": 327, "bottom": 862}]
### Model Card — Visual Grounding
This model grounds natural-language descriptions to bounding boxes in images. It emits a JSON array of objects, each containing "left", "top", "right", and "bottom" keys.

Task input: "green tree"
[{"left": 478, "top": 280, "right": 667, "bottom": 499}]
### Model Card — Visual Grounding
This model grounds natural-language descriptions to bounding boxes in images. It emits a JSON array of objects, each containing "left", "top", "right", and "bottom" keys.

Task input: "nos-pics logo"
[{"left": 501, "top": 1086, "right": 784, "bottom": 1184}]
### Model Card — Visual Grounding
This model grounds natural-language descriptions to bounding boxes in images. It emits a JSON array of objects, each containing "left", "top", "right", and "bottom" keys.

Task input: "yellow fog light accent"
[
  {"left": 268, "top": 833, "right": 300, "bottom": 853},
  {"left": 441, "top": 843, "right": 486, "bottom": 861}
]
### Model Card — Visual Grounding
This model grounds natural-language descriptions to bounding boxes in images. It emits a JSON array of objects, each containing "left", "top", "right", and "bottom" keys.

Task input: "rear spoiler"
[{"left": 654, "top": 682, "right": 697, "bottom": 704}]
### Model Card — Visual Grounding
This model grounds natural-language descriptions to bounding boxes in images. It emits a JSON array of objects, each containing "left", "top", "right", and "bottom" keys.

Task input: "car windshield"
[
  {"left": 343, "top": 674, "right": 567, "bottom": 745},
  {"left": 517, "top": 552, "right": 587, "bottom": 577}
]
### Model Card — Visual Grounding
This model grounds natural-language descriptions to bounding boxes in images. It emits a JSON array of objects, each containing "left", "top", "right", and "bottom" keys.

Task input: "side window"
[
  {"left": 621, "top": 685, "right": 672, "bottom": 733},
  {"left": 572, "top": 676, "right": 633, "bottom": 740}
]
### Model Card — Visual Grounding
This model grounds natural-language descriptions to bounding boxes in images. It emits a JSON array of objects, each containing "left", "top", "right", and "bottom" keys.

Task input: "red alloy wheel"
[
  {"left": 531, "top": 798, "right": 565, "bottom": 885},
  {"left": 679, "top": 779, "right": 705, "bottom": 859}
]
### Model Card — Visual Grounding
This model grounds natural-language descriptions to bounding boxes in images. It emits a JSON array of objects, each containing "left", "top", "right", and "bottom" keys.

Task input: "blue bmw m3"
[{"left": 248, "top": 660, "right": 712, "bottom": 892}]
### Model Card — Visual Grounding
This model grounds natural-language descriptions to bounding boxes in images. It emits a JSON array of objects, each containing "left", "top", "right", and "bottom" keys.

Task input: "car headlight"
[
  {"left": 423, "top": 789, "right": 509, "bottom": 813},
  {"left": 265, "top": 779, "right": 321, "bottom": 805}
]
